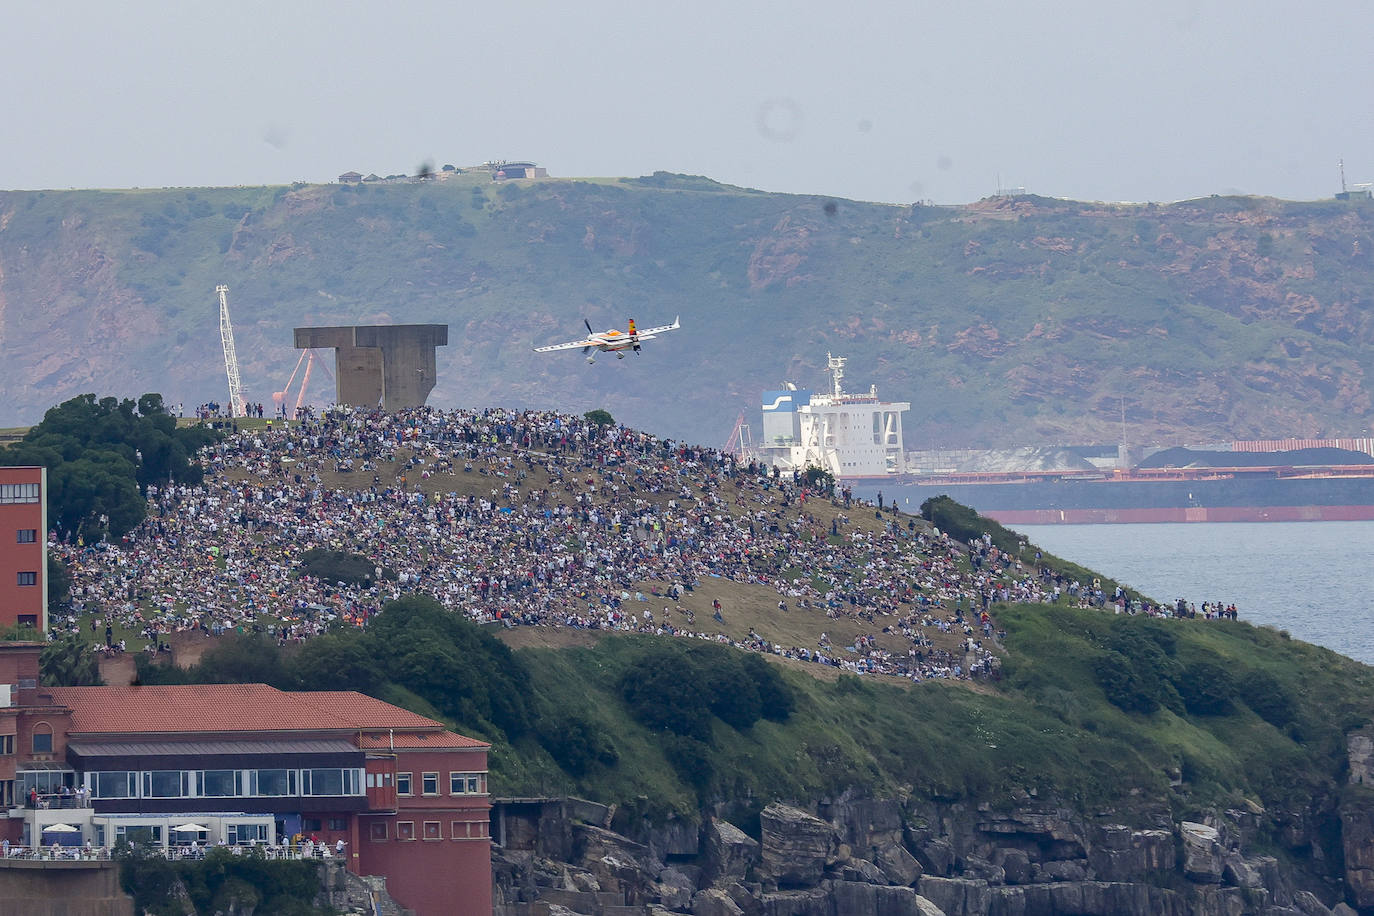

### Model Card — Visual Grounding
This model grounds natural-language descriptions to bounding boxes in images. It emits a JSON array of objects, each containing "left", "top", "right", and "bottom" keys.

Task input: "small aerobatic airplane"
[{"left": 533, "top": 316, "right": 681, "bottom": 363}]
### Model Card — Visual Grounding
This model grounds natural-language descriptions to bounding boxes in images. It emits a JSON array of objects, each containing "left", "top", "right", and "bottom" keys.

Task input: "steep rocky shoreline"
[{"left": 492, "top": 732, "right": 1374, "bottom": 915}]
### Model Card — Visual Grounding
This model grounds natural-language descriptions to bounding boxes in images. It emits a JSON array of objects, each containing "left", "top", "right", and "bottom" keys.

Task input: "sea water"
[{"left": 1014, "top": 521, "right": 1374, "bottom": 665}]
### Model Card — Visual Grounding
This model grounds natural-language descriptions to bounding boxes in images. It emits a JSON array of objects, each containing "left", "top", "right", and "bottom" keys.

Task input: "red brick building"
[
  {"left": 0, "top": 467, "right": 46, "bottom": 632},
  {"left": 0, "top": 645, "right": 490, "bottom": 916}
]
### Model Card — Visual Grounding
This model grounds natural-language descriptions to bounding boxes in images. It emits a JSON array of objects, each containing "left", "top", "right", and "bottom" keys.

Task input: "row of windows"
[
  {"left": 302, "top": 817, "right": 348, "bottom": 833},
  {"left": 0, "top": 484, "right": 39, "bottom": 504},
  {"left": 112, "top": 823, "right": 269, "bottom": 846},
  {"left": 90, "top": 768, "right": 363, "bottom": 800},
  {"left": 388, "top": 771, "right": 487, "bottom": 797},
  {"left": 369, "top": 819, "right": 489, "bottom": 841},
  {"left": 16, "top": 572, "right": 36, "bottom": 587},
  {"left": 16, "top": 529, "right": 36, "bottom": 544}
]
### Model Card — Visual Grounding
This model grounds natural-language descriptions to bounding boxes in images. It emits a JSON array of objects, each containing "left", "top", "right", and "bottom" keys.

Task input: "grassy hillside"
[
  {"left": 4, "top": 176, "right": 1374, "bottom": 447},
  {"left": 493, "top": 608, "right": 1370, "bottom": 838}
]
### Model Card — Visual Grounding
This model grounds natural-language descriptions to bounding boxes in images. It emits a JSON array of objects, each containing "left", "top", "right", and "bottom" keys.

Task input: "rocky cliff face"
[{"left": 493, "top": 788, "right": 1368, "bottom": 916}]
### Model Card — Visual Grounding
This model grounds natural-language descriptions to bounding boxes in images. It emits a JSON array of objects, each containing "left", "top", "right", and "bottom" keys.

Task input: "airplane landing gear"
[
  {"left": 586, "top": 355, "right": 596, "bottom": 364},
  {"left": 616, "top": 351, "right": 626, "bottom": 359}
]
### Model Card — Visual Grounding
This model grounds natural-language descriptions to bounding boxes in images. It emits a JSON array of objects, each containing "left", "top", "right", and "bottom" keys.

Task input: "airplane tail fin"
[{"left": 628, "top": 318, "right": 637, "bottom": 336}]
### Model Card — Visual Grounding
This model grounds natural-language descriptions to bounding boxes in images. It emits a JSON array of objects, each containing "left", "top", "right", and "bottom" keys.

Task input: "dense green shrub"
[
  {"left": 538, "top": 714, "right": 619, "bottom": 776},
  {"left": 920, "top": 495, "right": 1021, "bottom": 553},
  {"left": 296, "top": 547, "right": 393, "bottom": 585},
  {"left": 1241, "top": 669, "right": 1297, "bottom": 728},
  {"left": 619, "top": 642, "right": 796, "bottom": 738},
  {"left": 1094, "top": 650, "right": 1161, "bottom": 715},
  {"left": 1176, "top": 657, "right": 1238, "bottom": 716},
  {"left": 117, "top": 844, "right": 327, "bottom": 916},
  {"left": 662, "top": 735, "right": 715, "bottom": 790}
]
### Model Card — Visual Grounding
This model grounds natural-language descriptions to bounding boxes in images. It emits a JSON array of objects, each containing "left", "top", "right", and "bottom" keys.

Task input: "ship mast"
[{"left": 826, "top": 353, "right": 847, "bottom": 398}]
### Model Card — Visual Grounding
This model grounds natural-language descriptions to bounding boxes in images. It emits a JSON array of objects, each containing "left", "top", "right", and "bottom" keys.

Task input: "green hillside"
[
  {"left": 3, "top": 174, "right": 1373, "bottom": 446},
  {"left": 138, "top": 594, "right": 1372, "bottom": 862}
]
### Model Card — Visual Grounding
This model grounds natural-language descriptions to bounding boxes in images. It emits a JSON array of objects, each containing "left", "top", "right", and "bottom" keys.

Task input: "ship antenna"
[{"left": 826, "top": 353, "right": 847, "bottom": 398}]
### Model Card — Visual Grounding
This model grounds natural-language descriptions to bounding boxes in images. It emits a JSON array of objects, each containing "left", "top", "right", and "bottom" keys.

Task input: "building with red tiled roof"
[{"left": 1, "top": 646, "right": 490, "bottom": 916}]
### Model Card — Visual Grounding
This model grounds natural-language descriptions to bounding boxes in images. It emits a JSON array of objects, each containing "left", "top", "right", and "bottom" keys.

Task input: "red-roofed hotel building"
[
  {"left": 0, "top": 467, "right": 46, "bottom": 632},
  {"left": 0, "top": 645, "right": 490, "bottom": 916}
]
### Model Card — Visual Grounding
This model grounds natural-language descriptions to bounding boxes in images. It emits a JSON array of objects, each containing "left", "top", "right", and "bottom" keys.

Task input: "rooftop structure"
[{"left": 0, "top": 645, "right": 489, "bottom": 916}]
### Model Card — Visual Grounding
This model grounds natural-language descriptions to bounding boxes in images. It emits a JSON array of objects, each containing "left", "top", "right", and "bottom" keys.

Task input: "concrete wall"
[
  {"left": 295, "top": 325, "right": 448, "bottom": 412},
  {"left": 0, "top": 860, "right": 134, "bottom": 916}
]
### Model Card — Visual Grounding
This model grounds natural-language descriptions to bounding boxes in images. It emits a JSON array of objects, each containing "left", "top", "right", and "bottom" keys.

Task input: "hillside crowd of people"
[{"left": 47, "top": 405, "right": 1235, "bottom": 683}]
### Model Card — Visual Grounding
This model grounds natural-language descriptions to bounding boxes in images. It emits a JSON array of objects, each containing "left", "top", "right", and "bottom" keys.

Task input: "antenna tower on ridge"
[{"left": 217, "top": 285, "right": 247, "bottom": 418}]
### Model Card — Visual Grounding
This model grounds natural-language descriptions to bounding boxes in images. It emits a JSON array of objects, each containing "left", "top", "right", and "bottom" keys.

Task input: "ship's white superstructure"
[{"left": 755, "top": 354, "right": 909, "bottom": 479}]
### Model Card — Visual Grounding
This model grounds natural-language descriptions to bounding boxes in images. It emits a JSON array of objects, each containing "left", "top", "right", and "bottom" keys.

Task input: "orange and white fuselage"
[{"left": 534, "top": 316, "right": 681, "bottom": 363}]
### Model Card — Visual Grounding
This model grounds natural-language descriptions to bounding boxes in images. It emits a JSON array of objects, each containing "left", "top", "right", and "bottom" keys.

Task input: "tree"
[
  {"left": 584, "top": 409, "right": 615, "bottom": 427},
  {"left": 290, "top": 630, "right": 384, "bottom": 694},
  {"left": 0, "top": 393, "right": 217, "bottom": 540},
  {"left": 41, "top": 634, "right": 103, "bottom": 686},
  {"left": 48, "top": 555, "right": 72, "bottom": 608}
]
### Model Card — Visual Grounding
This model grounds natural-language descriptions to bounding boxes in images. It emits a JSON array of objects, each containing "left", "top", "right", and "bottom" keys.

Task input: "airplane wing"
[
  {"left": 633, "top": 316, "right": 681, "bottom": 337},
  {"left": 534, "top": 338, "right": 598, "bottom": 353}
]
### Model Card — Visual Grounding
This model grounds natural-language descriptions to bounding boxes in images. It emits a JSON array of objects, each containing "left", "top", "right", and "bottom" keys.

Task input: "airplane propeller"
[{"left": 584, "top": 318, "right": 594, "bottom": 335}]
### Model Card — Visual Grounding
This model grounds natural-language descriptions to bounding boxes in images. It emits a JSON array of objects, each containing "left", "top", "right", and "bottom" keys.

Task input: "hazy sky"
[{"left": 7, "top": 0, "right": 1373, "bottom": 205}]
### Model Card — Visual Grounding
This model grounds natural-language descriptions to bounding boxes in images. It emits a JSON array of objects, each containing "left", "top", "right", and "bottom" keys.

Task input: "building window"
[
  {"left": 16, "top": 616, "right": 36, "bottom": 629},
  {"left": 0, "top": 484, "right": 39, "bottom": 504},
  {"left": 199, "top": 770, "right": 239, "bottom": 797},
  {"left": 424, "top": 821, "right": 441, "bottom": 840},
  {"left": 327, "top": 818, "right": 347, "bottom": 832},
  {"left": 396, "top": 772, "right": 412, "bottom": 796},
  {"left": 117, "top": 826, "right": 162, "bottom": 845},
  {"left": 0, "top": 735, "right": 13, "bottom": 755},
  {"left": 302, "top": 818, "right": 322, "bottom": 833},
  {"left": 31, "top": 728, "right": 52, "bottom": 754},
  {"left": 397, "top": 821, "right": 414, "bottom": 841},
  {"left": 249, "top": 769, "right": 296, "bottom": 796},
  {"left": 228, "top": 823, "right": 268, "bottom": 845},
  {"left": 92, "top": 771, "right": 137, "bottom": 799},
  {"left": 16, "top": 529, "right": 37, "bottom": 544},
  {"left": 144, "top": 770, "right": 186, "bottom": 798},
  {"left": 16, "top": 572, "right": 37, "bottom": 587},
  {"left": 450, "top": 771, "right": 487, "bottom": 795},
  {"left": 369, "top": 822, "right": 387, "bottom": 842},
  {"left": 421, "top": 772, "right": 438, "bottom": 796}
]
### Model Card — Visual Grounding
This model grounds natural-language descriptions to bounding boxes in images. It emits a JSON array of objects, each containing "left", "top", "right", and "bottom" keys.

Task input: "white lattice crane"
[{"left": 217, "top": 285, "right": 247, "bottom": 418}]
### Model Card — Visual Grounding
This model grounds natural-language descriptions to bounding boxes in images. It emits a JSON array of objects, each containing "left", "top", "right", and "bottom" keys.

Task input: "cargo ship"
[
  {"left": 850, "top": 461, "right": 1374, "bottom": 525},
  {"left": 749, "top": 356, "right": 1374, "bottom": 524}
]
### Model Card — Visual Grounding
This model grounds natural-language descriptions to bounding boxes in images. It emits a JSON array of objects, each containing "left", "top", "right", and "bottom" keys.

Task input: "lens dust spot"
[{"left": 756, "top": 98, "right": 804, "bottom": 142}]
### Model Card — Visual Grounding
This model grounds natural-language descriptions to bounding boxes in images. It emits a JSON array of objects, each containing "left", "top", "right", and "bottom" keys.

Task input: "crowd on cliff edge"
[{"left": 46, "top": 406, "right": 1236, "bottom": 682}]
